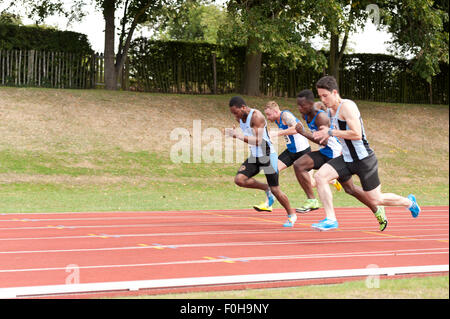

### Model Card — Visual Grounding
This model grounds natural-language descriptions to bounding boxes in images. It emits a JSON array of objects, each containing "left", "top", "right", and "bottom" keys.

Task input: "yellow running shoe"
[
  {"left": 253, "top": 202, "right": 273, "bottom": 212},
  {"left": 332, "top": 180, "right": 342, "bottom": 191},
  {"left": 374, "top": 206, "right": 388, "bottom": 231}
]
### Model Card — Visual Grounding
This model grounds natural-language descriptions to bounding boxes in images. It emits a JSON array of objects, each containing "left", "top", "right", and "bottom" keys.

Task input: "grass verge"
[{"left": 124, "top": 275, "right": 449, "bottom": 299}]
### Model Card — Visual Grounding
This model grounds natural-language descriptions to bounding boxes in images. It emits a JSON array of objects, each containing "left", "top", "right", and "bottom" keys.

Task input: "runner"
[
  {"left": 293, "top": 89, "right": 343, "bottom": 213},
  {"left": 311, "top": 76, "right": 420, "bottom": 231},
  {"left": 295, "top": 89, "right": 386, "bottom": 230},
  {"left": 225, "top": 96, "right": 298, "bottom": 227},
  {"left": 252, "top": 100, "right": 311, "bottom": 212}
]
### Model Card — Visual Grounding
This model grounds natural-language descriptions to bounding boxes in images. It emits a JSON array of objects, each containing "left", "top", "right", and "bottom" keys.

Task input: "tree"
[
  {"left": 220, "top": 0, "right": 326, "bottom": 96},
  {"left": 316, "top": 0, "right": 448, "bottom": 88},
  {"left": 9, "top": 0, "right": 175, "bottom": 90},
  {"left": 103, "top": 0, "right": 178, "bottom": 90},
  {"left": 155, "top": 0, "right": 226, "bottom": 43},
  {"left": 309, "top": 0, "right": 374, "bottom": 86},
  {"left": 0, "top": 10, "right": 23, "bottom": 25},
  {"left": 382, "top": 0, "right": 449, "bottom": 83}
]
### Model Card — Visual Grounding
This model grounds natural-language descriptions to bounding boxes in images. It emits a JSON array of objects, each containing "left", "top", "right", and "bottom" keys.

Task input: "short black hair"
[
  {"left": 316, "top": 75, "right": 339, "bottom": 92},
  {"left": 229, "top": 96, "right": 246, "bottom": 108},
  {"left": 297, "top": 89, "right": 315, "bottom": 102}
]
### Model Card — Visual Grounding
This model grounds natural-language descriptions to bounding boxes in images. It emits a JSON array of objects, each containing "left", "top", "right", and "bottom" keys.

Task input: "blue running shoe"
[
  {"left": 311, "top": 218, "right": 328, "bottom": 227},
  {"left": 407, "top": 194, "right": 420, "bottom": 218},
  {"left": 311, "top": 219, "right": 338, "bottom": 231},
  {"left": 267, "top": 194, "right": 275, "bottom": 207},
  {"left": 283, "top": 214, "right": 297, "bottom": 227}
]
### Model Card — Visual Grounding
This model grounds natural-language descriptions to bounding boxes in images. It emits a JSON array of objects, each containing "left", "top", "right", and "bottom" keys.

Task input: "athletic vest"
[
  {"left": 305, "top": 110, "right": 342, "bottom": 159},
  {"left": 239, "top": 109, "right": 275, "bottom": 158},
  {"left": 330, "top": 100, "right": 373, "bottom": 162},
  {"left": 275, "top": 110, "right": 310, "bottom": 154}
]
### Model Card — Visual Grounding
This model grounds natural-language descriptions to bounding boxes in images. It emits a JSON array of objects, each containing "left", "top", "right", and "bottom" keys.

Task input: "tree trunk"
[
  {"left": 242, "top": 37, "right": 262, "bottom": 96},
  {"left": 429, "top": 80, "right": 433, "bottom": 104},
  {"left": 103, "top": 0, "right": 117, "bottom": 90},
  {"left": 329, "top": 33, "right": 340, "bottom": 86},
  {"left": 328, "top": 31, "right": 348, "bottom": 89}
]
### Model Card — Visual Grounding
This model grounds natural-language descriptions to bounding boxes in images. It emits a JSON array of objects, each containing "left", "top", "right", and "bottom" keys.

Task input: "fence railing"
[
  {"left": 0, "top": 49, "right": 103, "bottom": 89},
  {"left": 0, "top": 48, "right": 448, "bottom": 105}
]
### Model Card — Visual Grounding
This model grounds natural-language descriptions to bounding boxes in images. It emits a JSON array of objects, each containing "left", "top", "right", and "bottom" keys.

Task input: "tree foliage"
[
  {"left": 155, "top": 0, "right": 226, "bottom": 43},
  {"left": 381, "top": 0, "right": 449, "bottom": 83},
  {"left": 220, "top": 0, "right": 326, "bottom": 71},
  {"left": 0, "top": 10, "right": 23, "bottom": 25}
]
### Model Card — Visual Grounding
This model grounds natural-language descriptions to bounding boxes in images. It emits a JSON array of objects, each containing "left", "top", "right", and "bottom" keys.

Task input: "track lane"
[{"left": 0, "top": 206, "right": 448, "bottom": 294}]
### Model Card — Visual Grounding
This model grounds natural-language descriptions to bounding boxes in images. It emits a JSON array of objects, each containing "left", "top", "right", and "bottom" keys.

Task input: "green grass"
[
  {"left": 126, "top": 275, "right": 449, "bottom": 299},
  {"left": 0, "top": 87, "right": 448, "bottom": 213},
  {"left": 0, "top": 150, "right": 447, "bottom": 213}
]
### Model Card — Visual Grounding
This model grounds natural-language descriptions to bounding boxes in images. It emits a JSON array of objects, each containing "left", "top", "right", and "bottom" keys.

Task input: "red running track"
[{"left": 0, "top": 206, "right": 448, "bottom": 298}]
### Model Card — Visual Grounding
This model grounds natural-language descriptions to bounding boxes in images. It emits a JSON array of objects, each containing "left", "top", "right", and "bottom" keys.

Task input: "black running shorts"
[
  {"left": 237, "top": 154, "right": 279, "bottom": 187},
  {"left": 326, "top": 153, "right": 380, "bottom": 191},
  {"left": 307, "top": 150, "right": 333, "bottom": 170},
  {"left": 278, "top": 147, "right": 311, "bottom": 168}
]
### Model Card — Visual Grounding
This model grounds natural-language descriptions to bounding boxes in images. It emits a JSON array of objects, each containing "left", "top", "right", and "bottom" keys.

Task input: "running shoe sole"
[
  {"left": 253, "top": 206, "right": 272, "bottom": 212},
  {"left": 295, "top": 207, "right": 319, "bottom": 213}
]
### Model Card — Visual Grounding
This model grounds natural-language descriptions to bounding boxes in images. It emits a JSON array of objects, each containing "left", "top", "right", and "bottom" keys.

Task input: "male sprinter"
[
  {"left": 293, "top": 89, "right": 343, "bottom": 213},
  {"left": 311, "top": 76, "right": 420, "bottom": 231},
  {"left": 251, "top": 101, "right": 311, "bottom": 212},
  {"left": 225, "top": 96, "right": 298, "bottom": 227},
  {"left": 295, "top": 89, "right": 386, "bottom": 230}
]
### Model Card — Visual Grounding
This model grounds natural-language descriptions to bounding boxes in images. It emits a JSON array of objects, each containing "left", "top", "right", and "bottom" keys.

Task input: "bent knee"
[
  {"left": 314, "top": 172, "right": 329, "bottom": 185},
  {"left": 365, "top": 192, "right": 382, "bottom": 206},
  {"left": 269, "top": 186, "right": 281, "bottom": 196},
  {"left": 343, "top": 184, "right": 355, "bottom": 196},
  {"left": 234, "top": 175, "right": 247, "bottom": 187}
]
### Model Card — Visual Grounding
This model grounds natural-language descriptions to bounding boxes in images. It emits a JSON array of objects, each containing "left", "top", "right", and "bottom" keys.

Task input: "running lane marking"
[
  {"left": 0, "top": 235, "right": 447, "bottom": 255},
  {"left": 202, "top": 211, "right": 312, "bottom": 227},
  {"left": 362, "top": 231, "right": 449, "bottom": 244},
  {"left": 0, "top": 248, "right": 446, "bottom": 273}
]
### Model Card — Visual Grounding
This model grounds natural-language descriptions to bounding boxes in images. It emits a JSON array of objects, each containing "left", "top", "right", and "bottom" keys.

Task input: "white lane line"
[
  {"left": 0, "top": 227, "right": 448, "bottom": 241},
  {"left": 0, "top": 221, "right": 283, "bottom": 230},
  {"left": 0, "top": 221, "right": 448, "bottom": 231},
  {"left": 0, "top": 213, "right": 448, "bottom": 223},
  {"left": 0, "top": 234, "right": 448, "bottom": 255},
  {"left": 0, "top": 248, "right": 447, "bottom": 274}
]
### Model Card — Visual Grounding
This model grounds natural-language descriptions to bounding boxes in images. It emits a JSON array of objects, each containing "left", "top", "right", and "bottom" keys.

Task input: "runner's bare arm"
[
  {"left": 296, "top": 112, "right": 329, "bottom": 146},
  {"left": 225, "top": 110, "right": 265, "bottom": 146},
  {"left": 314, "top": 101, "right": 362, "bottom": 143}
]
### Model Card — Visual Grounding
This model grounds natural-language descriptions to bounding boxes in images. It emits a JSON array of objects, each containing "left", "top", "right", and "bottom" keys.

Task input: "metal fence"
[{"left": 0, "top": 49, "right": 104, "bottom": 89}]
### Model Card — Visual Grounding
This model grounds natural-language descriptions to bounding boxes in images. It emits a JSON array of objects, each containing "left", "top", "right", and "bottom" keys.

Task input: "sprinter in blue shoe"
[
  {"left": 311, "top": 76, "right": 420, "bottom": 231},
  {"left": 250, "top": 100, "right": 312, "bottom": 214},
  {"left": 226, "top": 96, "right": 298, "bottom": 227}
]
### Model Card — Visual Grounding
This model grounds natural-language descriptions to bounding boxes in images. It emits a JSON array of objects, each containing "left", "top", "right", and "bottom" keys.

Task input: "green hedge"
[
  {"left": 0, "top": 24, "right": 92, "bottom": 53},
  {"left": 129, "top": 38, "right": 449, "bottom": 105},
  {"left": 129, "top": 39, "right": 244, "bottom": 94}
]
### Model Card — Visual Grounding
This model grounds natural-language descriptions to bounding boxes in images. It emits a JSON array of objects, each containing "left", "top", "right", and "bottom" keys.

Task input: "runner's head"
[
  {"left": 264, "top": 101, "right": 281, "bottom": 122},
  {"left": 296, "top": 89, "right": 315, "bottom": 115},
  {"left": 229, "top": 96, "right": 248, "bottom": 121},
  {"left": 316, "top": 76, "right": 340, "bottom": 109}
]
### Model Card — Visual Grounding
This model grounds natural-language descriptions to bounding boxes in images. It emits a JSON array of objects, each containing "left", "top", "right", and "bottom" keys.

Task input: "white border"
[{"left": 0, "top": 264, "right": 447, "bottom": 298}]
